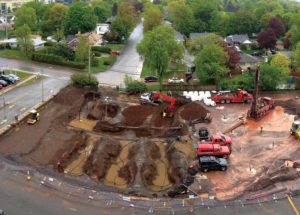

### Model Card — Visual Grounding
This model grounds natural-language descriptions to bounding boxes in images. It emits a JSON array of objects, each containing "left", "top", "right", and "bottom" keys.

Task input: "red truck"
[
  {"left": 212, "top": 90, "right": 253, "bottom": 104},
  {"left": 197, "top": 143, "right": 231, "bottom": 157},
  {"left": 200, "top": 133, "right": 232, "bottom": 145}
]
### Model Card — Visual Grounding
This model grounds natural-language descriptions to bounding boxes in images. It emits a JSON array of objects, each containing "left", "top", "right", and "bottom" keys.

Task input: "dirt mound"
[
  {"left": 122, "top": 105, "right": 154, "bottom": 126},
  {"left": 84, "top": 91, "right": 101, "bottom": 100},
  {"left": 141, "top": 143, "right": 161, "bottom": 186},
  {"left": 275, "top": 99, "right": 300, "bottom": 115},
  {"left": 180, "top": 102, "right": 210, "bottom": 121},
  {"left": 87, "top": 100, "right": 119, "bottom": 120},
  {"left": 166, "top": 147, "right": 188, "bottom": 185},
  {"left": 118, "top": 144, "right": 139, "bottom": 184},
  {"left": 56, "top": 131, "right": 88, "bottom": 173},
  {"left": 53, "top": 86, "right": 84, "bottom": 106},
  {"left": 84, "top": 137, "right": 121, "bottom": 180}
]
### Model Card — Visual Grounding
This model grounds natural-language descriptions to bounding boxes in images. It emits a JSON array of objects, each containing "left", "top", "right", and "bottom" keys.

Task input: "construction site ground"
[{"left": 0, "top": 86, "right": 299, "bottom": 199}]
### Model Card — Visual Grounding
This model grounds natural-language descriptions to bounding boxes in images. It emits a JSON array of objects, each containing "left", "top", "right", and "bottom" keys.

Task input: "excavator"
[
  {"left": 140, "top": 92, "right": 176, "bottom": 118},
  {"left": 291, "top": 116, "right": 300, "bottom": 138}
]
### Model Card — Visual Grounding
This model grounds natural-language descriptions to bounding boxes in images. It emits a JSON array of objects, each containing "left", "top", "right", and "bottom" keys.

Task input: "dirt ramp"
[
  {"left": 141, "top": 142, "right": 161, "bottom": 186},
  {"left": 122, "top": 105, "right": 154, "bottom": 126},
  {"left": 166, "top": 147, "right": 188, "bottom": 185},
  {"left": 84, "top": 137, "right": 121, "bottom": 181}
]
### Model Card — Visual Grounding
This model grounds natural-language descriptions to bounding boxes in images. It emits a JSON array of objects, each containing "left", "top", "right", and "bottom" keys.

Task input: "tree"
[
  {"left": 75, "top": 36, "right": 89, "bottom": 62},
  {"left": 117, "top": 0, "right": 138, "bottom": 30},
  {"left": 292, "top": 42, "right": 300, "bottom": 72},
  {"left": 47, "top": 3, "right": 69, "bottom": 34},
  {"left": 15, "top": 6, "right": 37, "bottom": 30},
  {"left": 260, "top": 63, "right": 288, "bottom": 90},
  {"left": 268, "top": 16, "right": 285, "bottom": 38},
  {"left": 137, "top": 26, "right": 183, "bottom": 90},
  {"left": 110, "top": 18, "right": 129, "bottom": 42},
  {"left": 143, "top": 6, "right": 162, "bottom": 33},
  {"left": 64, "top": 2, "right": 97, "bottom": 35},
  {"left": 257, "top": 28, "right": 277, "bottom": 49},
  {"left": 188, "top": 33, "right": 223, "bottom": 54},
  {"left": 284, "top": 32, "right": 292, "bottom": 49},
  {"left": 271, "top": 54, "right": 290, "bottom": 70},
  {"left": 166, "top": 1, "right": 195, "bottom": 37},
  {"left": 195, "top": 43, "right": 229, "bottom": 85},
  {"left": 24, "top": 1, "right": 49, "bottom": 24},
  {"left": 224, "top": 46, "right": 240, "bottom": 71},
  {"left": 233, "top": 11, "right": 258, "bottom": 34},
  {"left": 92, "top": 1, "right": 111, "bottom": 22},
  {"left": 15, "top": 24, "right": 33, "bottom": 57}
]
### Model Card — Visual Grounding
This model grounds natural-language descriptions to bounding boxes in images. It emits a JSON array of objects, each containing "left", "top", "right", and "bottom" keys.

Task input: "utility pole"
[
  {"left": 40, "top": 69, "right": 44, "bottom": 102},
  {"left": 88, "top": 45, "right": 91, "bottom": 82},
  {"left": 250, "top": 66, "right": 260, "bottom": 119}
]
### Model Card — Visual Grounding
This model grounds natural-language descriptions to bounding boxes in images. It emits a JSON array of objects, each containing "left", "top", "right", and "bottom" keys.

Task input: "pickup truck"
[{"left": 197, "top": 143, "right": 231, "bottom": 158}]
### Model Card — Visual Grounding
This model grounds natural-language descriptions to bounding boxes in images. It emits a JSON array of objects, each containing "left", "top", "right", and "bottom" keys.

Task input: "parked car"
[
  {"left": 0, "top": 76, "right": 14, "bottom": 84},
  {"left": 251, "top": 51, "right": 262, "bottom": 57},
  {"left": 0, "top": 80, "right": 8, "bottom": 87},
  {"left": 0, "top": 209, "right": 4, "bottom": 215},
  {"left": 0, "top": 84, "right": 3, "bottom": 89},
  {"left": 110, "top": 50, "right": 120, "bottom": 55},
  {"left": 197, "top": 143, "right": 231, "bottom": 157},
  {"left": 168, "top": 77, "right": 184, "bottom": 84},
  {"left": 144, "top": 76, "right": 158, "bottom": 83},
  {"left": 199, "top": 156, "right": 228, "bottom": 172},
  {"left": 8, "top": 74, "right": 20, "bottom": 81}
]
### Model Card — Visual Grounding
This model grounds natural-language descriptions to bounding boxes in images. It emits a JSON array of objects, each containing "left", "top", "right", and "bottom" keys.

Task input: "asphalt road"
[{"left": 96, "top": 22, "right": 144, "bottom": 87}]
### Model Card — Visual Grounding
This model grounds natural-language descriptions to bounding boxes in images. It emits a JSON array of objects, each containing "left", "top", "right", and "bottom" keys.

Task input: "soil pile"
[
  {"left": 118, "top": 144, "right": 140, "bottom": 184},
  {"left": 56, "top": 131, "right": 88, "bottom": 173},
  {"left": 275, "top": 99, "right": 300, "bottom": 115},
  {"left": 84, "top": 137, "right": 121, "bottom": 181},
  {"left": 180, "top": 102, "right": 210, "bottom": 121},
  {"left": 166, "top": 147, "right": 188, "bottom": 185},
  {"left": 122, "top": 105, "right": 154, "bottom": 126},
  {"left": 53, "top": 86, "right": 84, "bottom": 106},
  {"left": 141, "top": 142, "right": 161, "bottom": 186},
  {"left": 93, "top": 121, "right": 123, "bottom": 132}
]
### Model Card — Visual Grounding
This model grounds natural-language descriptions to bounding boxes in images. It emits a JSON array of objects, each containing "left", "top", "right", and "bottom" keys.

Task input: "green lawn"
[
  {"left": 141, "top": 62, "right": 187, "bottom": 79},
  {"left": 105, "top": 44, "right": 125, "bottom": 51},
  {"left": 88, "top": 55, "right": 117, "bottom": 73},
  {"left": 0, "top": 49, "right": 28, "bottom": 60}
]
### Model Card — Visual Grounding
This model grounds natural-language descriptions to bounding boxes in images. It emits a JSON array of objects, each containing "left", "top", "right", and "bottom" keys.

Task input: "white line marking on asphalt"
[
  {"left": 20, "top": 107, "right": 26, "bottom": 112},
  {"left": 8, "top": 104, "right": 15, "bottom": 109}
]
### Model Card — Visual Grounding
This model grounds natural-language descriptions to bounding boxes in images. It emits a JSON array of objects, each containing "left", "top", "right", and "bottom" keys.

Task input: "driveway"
[{"left": 96, "top": 22, "right": 144, "bottom": 87}]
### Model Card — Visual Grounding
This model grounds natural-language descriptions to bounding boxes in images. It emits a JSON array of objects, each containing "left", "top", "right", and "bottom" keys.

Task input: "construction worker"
[{"left": 162, "top": 111, "right": 167, "bottom": 118}]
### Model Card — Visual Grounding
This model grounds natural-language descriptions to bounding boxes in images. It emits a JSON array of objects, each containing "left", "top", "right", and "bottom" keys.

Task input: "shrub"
[
  {"left": 44, "top": 41, "right": 55, "bottom": 47},
  {"left": 91, "top": 46, "right": 111, "bottom": 53},
  {"left": 91, "top": 57, "right": 99, "bottom": 66},
  {"left": 71, "top": 73, "right": 99, "bottom": 87},
  {"left": 219, "top": 73, "right": 254, "bottom": 91},
  {"left": 32, "top": 53, "right": 85, "bottom": 69},
  {"left": 93, "top": 51, "right": 102, "bottom": 57},
  {"left": 124, "top": 74, "right": 147, "bottom": 94}
]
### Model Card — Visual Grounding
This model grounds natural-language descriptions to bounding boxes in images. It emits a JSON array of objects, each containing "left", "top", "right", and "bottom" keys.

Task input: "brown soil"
[
  {"left": 87, "top": 100, "right": 119, "bottom": 120},
  {"left": 84, "top": 137, "right": 121, "bottom": 181},
  {"left": 166, "top": 147, "right": 188, "bottom": 185},
  {"left": 180, "top": 102, "right": 210, "bottom": 121},
  {"left": 93, "top": 121, "right": 124, "bottom": 132},
  {"left": 56, "top": 131, "right": 88, "bottom": 173},
  {"left": 122, "top": 105, "right": 154, "bottom": 126}
]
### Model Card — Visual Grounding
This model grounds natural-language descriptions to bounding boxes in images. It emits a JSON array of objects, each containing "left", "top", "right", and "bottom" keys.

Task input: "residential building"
[
  {"left": 239, "top": 53, "right": 259, "bottom": 72},
  {"left": 66, "top": 32, "right": 102, "bottom": 51},
  {"left": 95, "top": 23, "right": 109, "bottom": 35},
  {"left": 1, "top": 37, "right": 46, "bottom": 50},
  {"left": 189, "top": 32, "right": 211, "bottom": 40},
  {"left": 225, "top": 34, "right": 252, "bottom": 47}
]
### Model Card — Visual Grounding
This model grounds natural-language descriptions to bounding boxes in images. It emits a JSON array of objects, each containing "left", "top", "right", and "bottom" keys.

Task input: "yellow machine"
[{"left": 27, "top": 109, "right": 40, "bottom": 125}]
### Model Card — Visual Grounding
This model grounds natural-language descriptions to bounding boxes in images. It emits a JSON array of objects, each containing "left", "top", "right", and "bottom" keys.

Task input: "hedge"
[
  {"left": 91, "top": 46, "right": 111, "bottom": 53},
  {"left": 71, "top": 73, "right": 99, "bottom": 87},
  {"left": 32, "top": 53, "right": 86, "bottom": 69},
  {"left": 93, "top": 51, "right": 102, "bottom": 57}
]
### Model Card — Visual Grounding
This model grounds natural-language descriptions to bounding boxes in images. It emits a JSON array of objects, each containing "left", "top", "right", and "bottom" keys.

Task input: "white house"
[
  {"left": 95, "top": 23, "right": 109, "bottom": 35},
  {"left": 2, "top": 37, "right": 46, "bottom": 50}
]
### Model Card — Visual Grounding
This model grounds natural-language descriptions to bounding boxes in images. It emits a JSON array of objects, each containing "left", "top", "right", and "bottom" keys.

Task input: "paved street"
[{"left": 96, "top": 22, "right": 144, "bottom": 87}]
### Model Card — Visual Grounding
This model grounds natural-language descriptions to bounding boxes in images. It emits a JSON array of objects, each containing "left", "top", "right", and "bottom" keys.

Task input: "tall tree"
[
  {"left": 15, "top": 6, "right": 37, "bottom": 30},
  {"left": 260, "top": 63, "right": 288, "bottom": 90},
  {"left": 92, "top": 1, "right": 111, "bottom": 22},
  {"left": 195, "top": 43, "right": 229, "bottom": 85},
  {"left": 47, "top": 3, "right": 69, "bottom": 33},
  {"left": 15, "top": 24, "right": 33, "bottom": 57},
  {"left": 64, "top": 2, "right": 97, "bottom": 35},
  {"left": 188, "top": 33, "right": 223, "bottom": 54},
  {"left": 268, "top": 16, "right": 285, "bottom": 38},
  {"left": 143, "top": 6, "right": 162, "bottom": 33},
  {"left": 118, "top": 0, "right": 138, "bottom": 30},
  {"left": 233, "top": 11, "right": 258, "bottom": 34},
  {"left": 271, "top": 54, "right": 290, "bottom": 71},
  {"left": 24, "top": 1, "right": 49, "bottom": 24},
  {"left": 223, "top": 46, "right": 240, "bottom": 71},
  {"left": 110, "top": 18, "right": 129, "bottom": 42},
  {"left": 137, "top": 26, "right": 183, "bottom": 90},
  {"left": 257, "top": 28, "right": 277, "bottom": 49},
  {"left": 292, "top": 42, "right": 300, "bottom": 72},
  {"left": 75, "top": 36, "right": 89, "bottom": 63}
]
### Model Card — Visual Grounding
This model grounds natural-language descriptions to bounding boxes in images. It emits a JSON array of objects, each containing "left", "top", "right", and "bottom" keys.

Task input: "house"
[
  {"left": 0, "top": 0, "right": 32, "bottom": 12},
  {"left": 189, "top": 32, "right": 211, "bottom": 40},
  {"left": 239, "top": 53, "right": 259, "bottom": 72},
  {"left": 1, "top": 37, "right": 46, "bottom": 50},
  {"left": 66, "top": 32, "right": 102, "bottom": 51},
  {"left": 95, "top": 24, "right": 109, "bottom": 35},
  {"left": 225, "top": 34, "right": 252, "bottom": 47}
]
